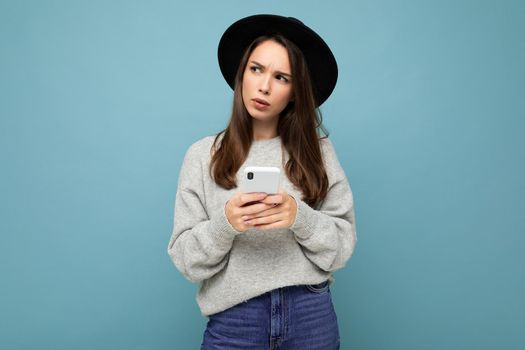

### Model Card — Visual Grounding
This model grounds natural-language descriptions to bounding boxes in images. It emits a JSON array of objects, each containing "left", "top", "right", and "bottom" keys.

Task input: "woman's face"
[{"left": 242, "top": 39, "right": 293, "bottom": 124}]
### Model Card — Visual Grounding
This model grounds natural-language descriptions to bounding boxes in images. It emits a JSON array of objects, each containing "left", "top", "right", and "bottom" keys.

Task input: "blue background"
[{"left": 1, "top": 1, "right": 524, "bottom": 349}]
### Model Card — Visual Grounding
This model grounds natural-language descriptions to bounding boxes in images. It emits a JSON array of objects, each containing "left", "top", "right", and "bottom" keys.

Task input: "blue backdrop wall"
[{"left": 1, "top": 1, "right": 524, "bottom": 349}]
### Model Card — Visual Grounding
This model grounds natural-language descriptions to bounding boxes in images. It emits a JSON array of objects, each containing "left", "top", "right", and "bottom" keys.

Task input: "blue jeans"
[{"left": 200, "top": 281, "right": 340, "bottom": 349}]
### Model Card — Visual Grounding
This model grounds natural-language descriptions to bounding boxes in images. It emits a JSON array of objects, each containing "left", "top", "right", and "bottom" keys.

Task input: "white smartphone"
[{"left": 240, "top": 166, "right": 280, "bottom": 194}]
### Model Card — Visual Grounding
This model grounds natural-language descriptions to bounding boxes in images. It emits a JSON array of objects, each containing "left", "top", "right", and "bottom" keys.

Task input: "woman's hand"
[
  {"left": 240, "top": 190, "right": 298, "bottom": 230},
  {"left": 225, "top": 192, "right": 276, "bottom": 232}
]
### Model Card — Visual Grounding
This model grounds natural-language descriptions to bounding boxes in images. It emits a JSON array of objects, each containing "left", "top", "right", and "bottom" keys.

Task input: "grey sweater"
[{"left": 167, "top": 134, "right": 357, "bottom": 316}]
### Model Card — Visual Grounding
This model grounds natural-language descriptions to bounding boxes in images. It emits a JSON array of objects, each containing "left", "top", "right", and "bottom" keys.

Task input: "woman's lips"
[{"left": 252, "top": 98, "right": 270, "bottom": 110}]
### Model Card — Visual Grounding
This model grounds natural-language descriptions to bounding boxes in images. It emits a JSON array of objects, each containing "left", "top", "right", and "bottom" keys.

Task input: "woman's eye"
[
  {"left": 250, "top": 66, "right": 261, "bottom": 72},
  {"left": 276, "top": 75, "right": 289, "bottom": 83}
]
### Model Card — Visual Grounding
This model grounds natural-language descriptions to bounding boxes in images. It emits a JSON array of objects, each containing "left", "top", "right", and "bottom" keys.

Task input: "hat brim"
[{"left": 218, "top": 14, "right": 338, "bottom": 107}]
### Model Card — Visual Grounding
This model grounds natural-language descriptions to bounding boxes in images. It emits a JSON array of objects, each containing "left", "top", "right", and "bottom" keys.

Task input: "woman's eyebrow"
[{"left": 250, "top": 60, "right": 292, "bottom": 77}]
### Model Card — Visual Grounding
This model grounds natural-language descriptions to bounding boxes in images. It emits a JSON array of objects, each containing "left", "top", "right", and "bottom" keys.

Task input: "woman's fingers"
[
  {"left": 241, "top": 202, "right": 275, "bottom": 215},
  {"left": 242, "top": 206, "right": 279, "bottom": 220},
  {"left": 245, "top": 213, "right": 283, "bottom": 227},
  {"left": 259, "top": 193, "right": 284, "bottom": 205},
  {"left": 225, "top": 191, "right": 296, "bottom": 232},
  {"left": 236, "top": 192, "right": 267, "bottom": 206}
]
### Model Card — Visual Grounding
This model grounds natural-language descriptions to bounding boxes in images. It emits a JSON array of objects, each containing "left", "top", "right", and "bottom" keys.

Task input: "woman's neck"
[{"left": 252, "top": 122, "right": 278, "bottom": 141}]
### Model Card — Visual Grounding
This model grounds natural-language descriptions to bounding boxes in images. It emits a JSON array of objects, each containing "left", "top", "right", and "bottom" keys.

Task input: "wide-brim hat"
[{"left": 218, "top": 14, "right": 338, "bottom": 107}]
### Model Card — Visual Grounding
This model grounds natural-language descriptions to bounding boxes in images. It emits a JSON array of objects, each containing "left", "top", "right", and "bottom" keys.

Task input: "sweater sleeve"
[
  {"left": 167, "top": 141, "right": 242, "bottom": 283},
  {"left": 289, "top": 139, "right": 357, "bottom": 272}
]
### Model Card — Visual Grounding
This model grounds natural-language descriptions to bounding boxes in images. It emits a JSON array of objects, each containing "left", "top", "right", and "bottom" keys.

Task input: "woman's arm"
[
  {"left": 289, "top": 139, "right": 357, "bottom": 272},
  {"left": 240, "top": 139, "right": 357, "bottom": 273},
  {"left": 167, "top": 142, "right": 241, "bottom": 283},
  {"left": 289, "top": 177, "right": 356, "bottom": 272}
]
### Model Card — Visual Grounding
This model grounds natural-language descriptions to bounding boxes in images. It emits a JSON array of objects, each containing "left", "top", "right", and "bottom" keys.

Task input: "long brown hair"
[{"left": 210, "top": 34, "right": 329, "bottom": 207}]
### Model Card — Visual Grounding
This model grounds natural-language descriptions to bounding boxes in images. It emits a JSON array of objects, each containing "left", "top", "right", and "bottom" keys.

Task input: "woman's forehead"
[{"left": 248, "top": 40, "right": 291, "bottom": 72}]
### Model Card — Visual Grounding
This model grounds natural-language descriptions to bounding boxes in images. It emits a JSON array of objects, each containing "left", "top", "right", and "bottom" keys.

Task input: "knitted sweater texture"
[{"left": 167, "top": 134, "right": 357, "bottom": 316}]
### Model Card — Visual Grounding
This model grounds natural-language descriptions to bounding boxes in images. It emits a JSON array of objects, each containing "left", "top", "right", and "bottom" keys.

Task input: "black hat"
[{"left": 218, "top": 14, "right": 338, "bottom": 107}]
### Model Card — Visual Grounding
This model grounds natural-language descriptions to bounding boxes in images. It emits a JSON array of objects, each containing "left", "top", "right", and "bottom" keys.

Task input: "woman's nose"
[{"left": 258, "top": 75, "right": 271, "bottom": 95}]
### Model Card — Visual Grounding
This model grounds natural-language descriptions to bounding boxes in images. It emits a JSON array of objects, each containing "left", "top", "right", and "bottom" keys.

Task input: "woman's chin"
[{"left": 247, "top": 108, "right": 279, "bottom": 122}]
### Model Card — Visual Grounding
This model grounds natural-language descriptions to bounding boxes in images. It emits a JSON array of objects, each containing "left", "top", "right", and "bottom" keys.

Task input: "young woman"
[{"left": 168, "top": 14, "right": 357, "bottom": 350}]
